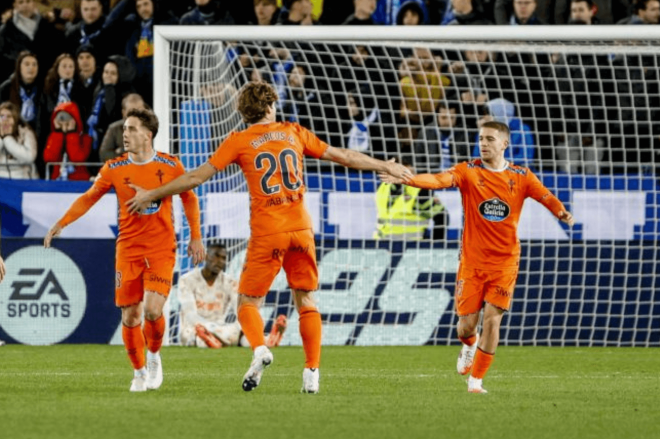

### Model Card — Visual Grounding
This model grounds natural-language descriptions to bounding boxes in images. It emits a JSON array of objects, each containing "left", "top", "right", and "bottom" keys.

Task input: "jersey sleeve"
[
  {"left": 525, "top": 169, "right": 566, "bottom": 217},
  {"left": 207, "top": 132, "right": 240, "bottom": 171},
  {"left": 58, "top": 164, "right": 113, "bottom": 227},
  {"left": 298, "top": 125, "right": 329, "bottom": 158},
  {"left": 408, "top": 163, "right": 466, "bottom": 190},
  {"left": 174, "top": 159, "right": 202, "bottom": 240}
]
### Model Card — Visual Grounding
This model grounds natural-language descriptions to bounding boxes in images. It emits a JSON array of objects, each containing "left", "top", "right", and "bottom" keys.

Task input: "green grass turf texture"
[{"left": 0, "top": 345, "right": 657, "bottom": 439}]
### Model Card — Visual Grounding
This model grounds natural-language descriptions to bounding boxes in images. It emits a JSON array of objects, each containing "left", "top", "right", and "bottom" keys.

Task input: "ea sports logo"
[{"left": 0, "top": 246, "right": 87, "bottom": 345}]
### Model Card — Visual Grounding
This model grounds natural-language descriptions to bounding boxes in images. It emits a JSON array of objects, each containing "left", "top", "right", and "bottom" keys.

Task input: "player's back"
[
  {"left": 102, "top": 152, "right": 186, "bottom": 260},
  {"left": 209, "top": 122, "right": 328, "bottom": 237}
]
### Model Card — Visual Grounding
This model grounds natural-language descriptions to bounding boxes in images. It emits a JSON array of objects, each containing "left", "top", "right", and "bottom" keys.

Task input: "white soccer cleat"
[
  {"left": 301, "top": 368, "right": 320, "bottom": 394},
  {"left": 467, "top": 376, "right": 488, "bottom": 394},
  {"left": 456, "top": 334, "right": 479, "bottom": 376},
  {"left": 130, "top": 368, "right": 147, "bottom": 392},
  {"left": 242, "top": 345, "right": 273, "bottom": 392},
  {"left": 146, "top": 351, "right": 163, "bottom": 390}
]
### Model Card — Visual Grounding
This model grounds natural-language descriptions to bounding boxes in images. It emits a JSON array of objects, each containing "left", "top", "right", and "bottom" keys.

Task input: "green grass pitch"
[{"left": 0, "top": 345, "right": 657, "bottom": 439}]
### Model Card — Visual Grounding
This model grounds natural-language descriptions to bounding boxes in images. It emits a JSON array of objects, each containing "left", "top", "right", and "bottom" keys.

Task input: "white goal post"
[{"left": 154, "top": 26, "right": 660, "bottom": 347}]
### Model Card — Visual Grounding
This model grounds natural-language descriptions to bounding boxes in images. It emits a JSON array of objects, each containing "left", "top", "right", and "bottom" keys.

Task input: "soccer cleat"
[
  {"left": 301, "top": 368, "right": 320, "bottom": 394},
  {"left": 195, "top": 324, "right": 223, "bottom": 349},
  {"left": 242, "top": 345, "right": 273, "bottom": 392},
  {"left": 265, "top": 314, "right": 288, "bottom": 348},
  {"left": 456, "top": 334, "right": 479, "bottom": 376},
  {"left": 146, "top": 351, "right": 163, "bottom": 390},
  {"left": 467, "top": 376, "right": 488, "bottom": 394},
  {"left": 130, "top": 368, "right": 147, "bottom": 392}
]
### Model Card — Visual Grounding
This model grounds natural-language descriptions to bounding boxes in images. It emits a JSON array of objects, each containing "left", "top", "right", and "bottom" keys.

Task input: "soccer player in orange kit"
[
  {"left": 44, "top": 108, "right": 204, "bottom": 392},
  {"left": 126, "top": 81, "right": 412, "bottom": 393},
  {"left": 381, "top": 121, "right": 575, "bottom": 393}
]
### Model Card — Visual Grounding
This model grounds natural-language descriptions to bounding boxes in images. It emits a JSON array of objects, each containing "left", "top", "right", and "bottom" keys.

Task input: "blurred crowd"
[{"left": 0, "top": 0, "right": 657, "bottom": 180}]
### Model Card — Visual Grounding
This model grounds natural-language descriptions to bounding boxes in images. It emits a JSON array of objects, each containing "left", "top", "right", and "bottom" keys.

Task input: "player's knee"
[
  {"left": 292, "top": 289, "right": 316, "bottom": 310},
  {"left": 144, "top": 308, "right": 162, "bottom": 321},
  {"left": 122, "top": 310, "right": 141, "bottom": 327}
]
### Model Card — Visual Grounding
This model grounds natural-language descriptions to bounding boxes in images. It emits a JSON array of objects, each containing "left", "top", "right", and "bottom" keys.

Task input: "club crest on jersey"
[
  {"left": 143, "top": 199, "right": 162, "bottom": 215},
  {"left": 478, "top": 198, "right": 511, "bottom": 222}
]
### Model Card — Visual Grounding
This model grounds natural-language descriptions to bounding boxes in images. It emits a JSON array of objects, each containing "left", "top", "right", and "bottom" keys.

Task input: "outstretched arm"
[
  {"left": 320, "top": 146, "right": 413, "bottom": 181},
  {"left": 126, "top": 163, "right": 216, "bottom": 214},
  {"left": 44, "top": 182, "right": 111, "bottom": 247},
  {"left": 380, "top": 171, "right": 455, "bottom": 190}
]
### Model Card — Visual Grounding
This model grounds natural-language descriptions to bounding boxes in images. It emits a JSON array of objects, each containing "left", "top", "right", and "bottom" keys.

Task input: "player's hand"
[
  {"left": 44, "top": 223, "right": 63, "bottom": 248},
  {"left": 188, "top": 239, "right": 206, "bottom": 266},
  {"left": 558, "top": 211, "right": 575, "bottom": 227},
  {"left": 0, "top": 256, "right": 5, "bottom": 283},
  {"left": 385, "top": 158, "right": 413, "bottom": 183},
  {"left": 126, "top": 184, "right": 153, "bottom": 215}
]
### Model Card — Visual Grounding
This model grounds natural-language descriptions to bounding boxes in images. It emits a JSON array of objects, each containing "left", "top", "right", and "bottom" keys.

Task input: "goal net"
[{"left": 154, "top": 26, "right": 660, "bottom": 347}]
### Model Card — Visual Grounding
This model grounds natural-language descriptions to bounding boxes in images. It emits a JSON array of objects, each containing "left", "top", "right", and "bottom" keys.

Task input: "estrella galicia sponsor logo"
[
  {"left": 478, "top": 198, "right": 511, "bottom": 222},
  {"left": 0, "top": 246, "right": 87, "bottom": 345},
  {"left": 143, "top": 199, "right": 162, "bottom": 215}
]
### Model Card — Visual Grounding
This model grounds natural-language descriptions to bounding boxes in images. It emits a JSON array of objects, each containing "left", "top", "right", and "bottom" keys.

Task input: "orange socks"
[
  {"left": 238, "top": 302, "right": 265, "bottom": 349},
  {"left": 122, "top": 324, "right": 146, "bottom": 370},
  {"left": 299, "top": 306, "right": 322, "bottom": 369},
  {"left": 471, "top": 348, "right": 494, "bottom": 379},
  {"left": 144, "top": 315, "right": 165, "bottom": 353},
  {"left": 459, "top": 334, "right": 477, "bottom": 346}
]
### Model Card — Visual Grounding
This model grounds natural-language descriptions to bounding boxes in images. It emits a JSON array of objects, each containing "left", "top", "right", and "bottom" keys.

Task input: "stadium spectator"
[
  {"left": 278, "top": 0, "right": 314, "bottom": 24},
  {"left": 344, "top": 88, "right": 381, "bottom": 153},
  {"left": 76, "top": 44, "right": 98, "bottom": 91},
  {"left": 76, "top": 44, "right": 99, "bottom": 114},
  {"left": 509, "top": 0, "right": 546, "bottom": 23},
  {"left": 0, "top": 0, "right": 63, "bottom": 82},
  {"left": 398, "top": 48, "right": 448, "bottom": 126},
  {"left": 617, "top": 0, "right": 659, "bottom": 23},
  {"left": 180, "top": 0, "right": 235, "bottom": 25},
  {"left": 566, "top": 0, "right": 599, "bottom": 23},
  {"left": 251, "top": 0, "right": 279, "bottom": 25},
  {"left": 64, "top": 0, "right": 110, "bottom": 61},
  {"left": 555, "top": 134, "right": 605, "bottom": 174},
  {"left": 86, "top": 55, "right": 135, "bottom": 166},
  {"left": 178, "top": 242, "right": 288, "bottom": 349},
  {"left": 471, "top": 98, "right": 536, "bottom": 169},
  {"left": 414, "top": 101, "right": 470, "bottom": 173},
  {"left": 99, "top": 92, "right": 144, "bottom": 162},
  {"left": 396, "top": 0, "right": 428, "bottom": 24},
  {"left": 555, "top": 0, "right": 630, "bottom": 23},
  {"left": 126, "top": 81, "right": 412, "bottom": 394},
  {"left": 0, "top": 51, "right": 42, "bottom": 141},
  {"left": 375, "top": 158, "right": 448, "bottom": 240},
  {"left": 0, "top": 101, "right": 38, "bottom": 178},
  {"left": 381, "top": 121, "right": 575, "bottom": 394},
  {"left": 40, "top": 52, "right": 87, "bottom": 172},
  {"left": 111, "top": 0, "right": 178, "bottom": 106},
  {"left": 342, "top": 0, "right": 377, "bottom": 24},
  {"left": 442, "top": 0, "right": 493, "bottom": 25},
  {"left": 494, "top": 0, "right": 552, "bottom": 23},
  {"left": 42, "top": 101, "right": 92, "bottom": 180},
  {"left": 280, "top": 64, "right": 324, "bottom": 132}
]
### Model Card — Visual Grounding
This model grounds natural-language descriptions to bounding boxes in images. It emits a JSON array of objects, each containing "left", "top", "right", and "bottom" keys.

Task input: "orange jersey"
[
  {"left": 409, "top": 160, "right": 566, "bottom": 270},
  {"left": 208, "top": 122, "right": 329, "bottom": 237},
  {"left": 58, "top": 152, "right": 201, "bottom": 261}
]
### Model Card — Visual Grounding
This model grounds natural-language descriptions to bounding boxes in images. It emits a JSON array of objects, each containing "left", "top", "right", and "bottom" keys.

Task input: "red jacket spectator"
[{"left": 43, "top": 101, "right": 92, "bottom": 180}]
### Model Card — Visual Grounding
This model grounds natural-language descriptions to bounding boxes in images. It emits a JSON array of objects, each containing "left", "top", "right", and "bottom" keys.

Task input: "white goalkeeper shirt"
[{"left": 178, "top": 268, "right": 239, "bottom": 329}]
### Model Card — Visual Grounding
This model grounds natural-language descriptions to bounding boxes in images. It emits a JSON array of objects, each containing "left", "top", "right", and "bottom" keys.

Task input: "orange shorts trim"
[
  {"left": 115, "top": 256, "right": 175, "bottom": 307},
  {"left": 239, "top": 229, "right": 318, "bottom": 297},
  {"left": 454, "top": 265, "right": 518, "bottom": 316}
]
